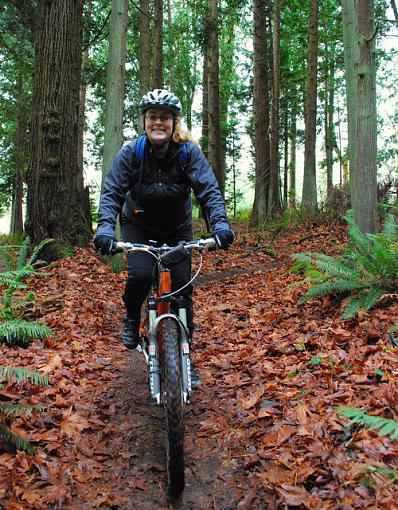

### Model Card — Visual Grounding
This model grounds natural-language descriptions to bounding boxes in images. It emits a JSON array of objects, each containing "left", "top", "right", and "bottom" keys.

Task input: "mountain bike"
[{"left": 114, "top": 237, "right": 216, "bottom": 498}]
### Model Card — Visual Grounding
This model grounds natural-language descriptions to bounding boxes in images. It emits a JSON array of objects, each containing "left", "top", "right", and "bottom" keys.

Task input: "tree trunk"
[
  {"left": 324, "top": 37, "right": 335, "bottom": 200},
  {"left": 353, "top": 0, "right": 377, "bottom": 233},
  {"left": 153, "top": 0, "right": 164, "bottom": 88},
  {"left": 302, "top": 0, "right": 318, "bottom": 218},
  {"left": 26, "top": 0, "right": 90, "bottom": 248},
  {"left": 101, "top": 0, "right": 128, "bottom": 191},
  {"left": 251, "top": 0, "right": 270, "bottom": 225},
  {"left": 207, "top": 0, "right": 224, "bottom": 195},
  {"left": 10, "top": 71, "right": 25, "bottom": 236},
  {"left": 342, "top": 0, "right": 357, "bottom": 189},
  {"left": 289, "top": 97, "right": 297, "bottom": 208},
  {"left": 269, "top": 0, "right": 281, "bottom": 216},
  {"left": 201, "top": 44, "right": 209, "bottom": 160},
  {"left": 77, "top": 18, "right": 92, "bottom": 232},
  {"left": 283, "top": 106, "right": 288, "bottom": 207},
  {"left": 391, "top": 0, "right": 398, "bottom": 25},
  {"left": 139, "top": 0, "right": 152, "bottom": 94}
]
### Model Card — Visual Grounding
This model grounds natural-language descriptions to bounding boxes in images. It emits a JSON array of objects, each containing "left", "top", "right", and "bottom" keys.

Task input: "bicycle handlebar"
[{"left": 113, "top": 237, "right": 217, "bottom": 255}]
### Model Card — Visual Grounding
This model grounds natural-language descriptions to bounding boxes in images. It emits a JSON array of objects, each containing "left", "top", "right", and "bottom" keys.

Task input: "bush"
[
  {"left": 0, "top": 366, "right": 49, "bottom": 453},
  {"left": 291, "top": 211, "right": 398, "bottom": 318},
  {"left": 0, "top": 237, "right": 53, "bottom": 346}
]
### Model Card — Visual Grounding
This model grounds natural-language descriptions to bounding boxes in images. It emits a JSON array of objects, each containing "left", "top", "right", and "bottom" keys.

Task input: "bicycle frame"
[{"left": 115, "top": 238, "right": 216, "bottom": 405}]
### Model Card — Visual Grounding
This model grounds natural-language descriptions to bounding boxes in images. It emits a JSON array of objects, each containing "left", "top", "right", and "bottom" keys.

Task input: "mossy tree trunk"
[
  {"left": 353, "top": 0, "right": 377, "bottom": 233},
  {"left": 207, "top": 0, "right": 224, "bottom": 195},
  {"left": 101, "top": 0, "right": 128, "bottom": 191},
  {"left": 139, "top": 0, "right": 152, "bottom": 94},
  {"left": 302, "top": 0, "right": 319, "bottom": 219},
  {"left": 10, "top": 71, "right": 25, "bottom": 237},
  {"left": 251, "top": 0, "right": 270, "bottom": 225},
  {"left": 26, "top": 0, "right": 90, "bottom": 248},
  {"left": 153, "top": 0, "right": 164, "bottom": 88},
  {"left": 269, "top": 0, "right": 281, "bottom": 217}
]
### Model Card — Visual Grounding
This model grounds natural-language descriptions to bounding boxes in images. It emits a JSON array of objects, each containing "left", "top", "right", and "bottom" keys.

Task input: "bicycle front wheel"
[{"left": 162, "top": 318, "right": 185, "bottom": 497}]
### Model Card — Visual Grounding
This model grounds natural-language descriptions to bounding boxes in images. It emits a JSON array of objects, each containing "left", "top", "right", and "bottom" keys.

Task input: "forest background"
[{"left": 0, "top": 0, "right": 397, "bottom": 246}]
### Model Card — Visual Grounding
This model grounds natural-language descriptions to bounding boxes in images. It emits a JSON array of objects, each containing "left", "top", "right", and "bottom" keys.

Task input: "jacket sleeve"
[
  {"left": 96, "top": 141, "right": 136, "bottom": 236},
  {"left": 186, "top": 142, "right": 230, "bottom": 232}
]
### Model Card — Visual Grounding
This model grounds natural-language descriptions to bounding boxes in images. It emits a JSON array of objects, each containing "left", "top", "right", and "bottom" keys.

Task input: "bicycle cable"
[{"left": 161, "top": 253, "right": 204, "bottom": 299}]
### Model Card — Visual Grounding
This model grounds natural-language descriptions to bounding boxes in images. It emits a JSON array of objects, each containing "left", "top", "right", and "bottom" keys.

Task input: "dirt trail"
[
  {"left": 3, "top": 224, "right": 397, "bottom": 509},
  {"left": 1, "top": 246, "right": 258, "bottom": 510}
]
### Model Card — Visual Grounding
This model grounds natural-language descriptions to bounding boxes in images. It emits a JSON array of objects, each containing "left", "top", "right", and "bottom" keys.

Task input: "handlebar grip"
[
  {"left": 204, "top": 238, "right": 217, "bottom": 250},
  {"left": 111, "top": 241, "right": 124, "bottom": 254}
]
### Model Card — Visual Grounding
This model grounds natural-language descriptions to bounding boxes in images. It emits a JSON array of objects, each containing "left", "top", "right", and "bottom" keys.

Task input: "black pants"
[{"left": 121, "top": 219, "right": 193, "bottom": 333}]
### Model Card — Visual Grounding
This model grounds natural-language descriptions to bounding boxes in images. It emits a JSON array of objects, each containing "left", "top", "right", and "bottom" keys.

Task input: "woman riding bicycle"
[{"left": 94, "top": 89, "right": 234, "bottom": 384}]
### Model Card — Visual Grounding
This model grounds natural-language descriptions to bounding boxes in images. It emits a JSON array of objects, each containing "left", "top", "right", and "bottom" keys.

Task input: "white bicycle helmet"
[{"left": 139, "top": 89, "right": 182, "bottom": 116}]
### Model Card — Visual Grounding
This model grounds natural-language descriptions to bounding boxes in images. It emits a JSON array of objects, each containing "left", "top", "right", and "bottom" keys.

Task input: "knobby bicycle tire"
[{"left": 162, "top": 318, "right": 185, "bottom": 497}]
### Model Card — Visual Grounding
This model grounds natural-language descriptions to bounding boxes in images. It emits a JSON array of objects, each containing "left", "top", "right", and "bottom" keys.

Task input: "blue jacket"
[{"left": 96, "top": 139, "right": 230, "bottom": 238}]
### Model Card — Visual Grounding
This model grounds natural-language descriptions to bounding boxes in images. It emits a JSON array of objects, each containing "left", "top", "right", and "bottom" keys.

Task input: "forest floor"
[{"left": 1, "top": 221, "right": 398, "bottom": 509}]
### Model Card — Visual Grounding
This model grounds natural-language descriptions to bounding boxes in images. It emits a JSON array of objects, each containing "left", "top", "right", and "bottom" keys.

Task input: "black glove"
[
  {"left": 93, "top": 234, "right": 116, "bottom": 255},
  {"left": 214, "top": 229, "right": 235, "bottom": 250}
]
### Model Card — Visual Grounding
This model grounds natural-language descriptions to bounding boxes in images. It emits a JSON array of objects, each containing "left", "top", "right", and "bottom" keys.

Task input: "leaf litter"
[{"left": 0, "top": 222, "right": 397, "bottom": 509}]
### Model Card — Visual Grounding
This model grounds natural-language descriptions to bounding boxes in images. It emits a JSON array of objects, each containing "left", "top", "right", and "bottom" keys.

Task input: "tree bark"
[
  {"left": 289, "top": 97, "right": 297, "bottom": 208},
  {"left": 283, "top": 106, "right": 288, "bottom": 207},
  {"left": 353, "top": 0, "right": 377, "bottom": 233},
  {"left": 302, "top": 0, "right": 319, "bottom": 218},
  {"left": 207, "top": 0, "right": 224, "bottom": 195},
  {"left": 251, "top": 0, "right": 270, "bottom": 224},
  {"left": 153, "top": 0, "right": 164, "bottom": 88},
  {"left": 269, "top": 0, "right": 281, "bottom": 216},
  {"left": 10, "top": 70, "right": 25, "bottom": 236},
  {"left": 101, "top": 0, "right": 128, "bottom": 191},
  {"left": 342, "top": 0, "right": 357, "bottom": 188},
  {"left": 77, "top": 4, "right": 92, "bottom": 232},
  {"left": 26, "top": 0, "right": 90, "bottom": 248},
  {"left": 324, "top": 36, "right": 336, "bottom": 200},
  {"left": 139, "top": 0, "right": 152, "bottom": 94},
  {"left": 201, "top": 44, "right": 209, "bottom": 160},
  {"left": 391, "top": 0, "right": 398, "bottom": 25}
]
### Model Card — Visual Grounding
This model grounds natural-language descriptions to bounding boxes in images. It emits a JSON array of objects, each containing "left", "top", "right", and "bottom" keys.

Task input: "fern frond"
[
  {"left": 382, "top": 214, "right": 397, "bottom": 241},
  {"left": 16, "top": 237, "right": 31, "bottom": 270},
  {"left": 299, "top": 278, "right": 368, "bottom": 303},
  {"left": 0, "top": 320, "right": 52, "bottom": 345},
  {"left": 0, "top": 268, "right": 35, "bottom": 286},
  {"left": 0, "top": 246, "right": 14, "bottom": 272},
  {"left": 0, "top": 404, "right": 36, "bottom": 417},
  {"left": 342, "top": 294, "right": 366, "bottom": 319},
  {"left": 335, "top": 406, "right": 398, "bottom": 440},
  {"left": 366, "top": 464, "right": 398, "bottom": 481},
  {"left": 27, "top": 238, "right": 54, "bottom": 266},
  {"left": 0, "top": 423, "right": 35, "bottom": 454},
  {"left": 0, "top": 366, "right": 49, "bottom": 385}
]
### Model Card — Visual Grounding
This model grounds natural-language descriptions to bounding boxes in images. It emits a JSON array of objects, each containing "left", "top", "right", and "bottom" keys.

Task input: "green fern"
[
  {"left": 291, "top": 211, "right": 398, "bottom": 317},
  {"left": 0, "top": 366, "right": 49, "bottom": 385},
  {"left": 0, "top": 366, "right": 48, "bottom": 454},
  {"left": 0, "top": 268, "right": 35, "bottom": 287},
  {"left": 0, "top": 424, "right": 35, "bottom": 454},
  {"left": 0, "top": 320, "right": 52, "bottom": 345},
  {"left": 335, "top": 406, "right": 398, "bottom": 440},
  {"left": 366, "top": 464, "right": 398, "bottom": 481},
  {"left": 27, "top": 238, "right": 54, "bottom": 266},
  {"left": 0, "top": 404, "right": 36, "bottom": 418},
  {"left": 16, "top": 237, "right": 31, "bottom": 270}
]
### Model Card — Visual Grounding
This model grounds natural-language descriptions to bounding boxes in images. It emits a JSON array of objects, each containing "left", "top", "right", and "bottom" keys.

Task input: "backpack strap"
[
  {"left": 179, "top": 143, "right": 188, "bottom": 168},
  {"left": 134, "top": 134, "right": 189, "bottom": 176}
]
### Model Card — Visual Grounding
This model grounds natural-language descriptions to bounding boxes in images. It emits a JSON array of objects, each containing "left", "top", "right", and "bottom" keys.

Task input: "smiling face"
[{"left": 144, "top": 107, "right": 174, "bottom": 146}]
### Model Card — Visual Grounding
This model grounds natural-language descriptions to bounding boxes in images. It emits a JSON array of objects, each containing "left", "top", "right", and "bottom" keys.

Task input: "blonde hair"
[{"left": 172, "top": 117, "right": 197, "bottom": 144}]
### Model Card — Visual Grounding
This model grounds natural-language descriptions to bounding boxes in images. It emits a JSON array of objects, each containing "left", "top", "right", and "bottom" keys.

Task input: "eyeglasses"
[{"left": 145, "top": 113, "right": 174, "bottom": 123}]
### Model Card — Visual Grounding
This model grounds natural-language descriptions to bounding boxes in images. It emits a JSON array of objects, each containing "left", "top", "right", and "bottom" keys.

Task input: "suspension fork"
[
  {"left": 148, "top": 267, "right": 172, "bottom": 405},
  {"left": 176, "top": 297, "right": 192, "bottom": 401}
]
